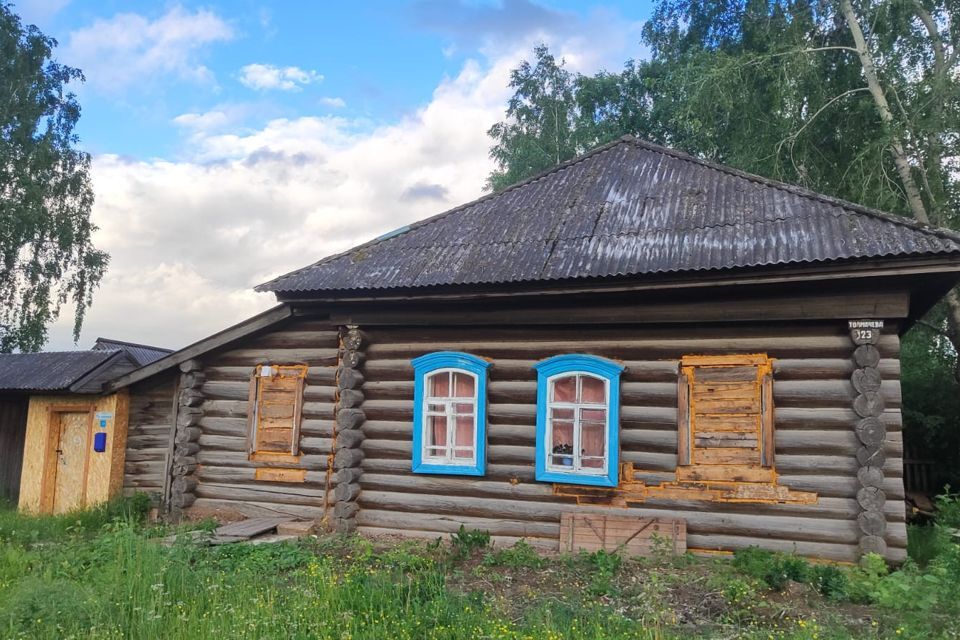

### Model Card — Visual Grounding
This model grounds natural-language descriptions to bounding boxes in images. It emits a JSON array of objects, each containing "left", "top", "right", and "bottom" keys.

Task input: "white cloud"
[
  {"left": 319, "top": 96, "right": 347, "bottom": 108},
  {"left": 239, "top": 64, "right": 322, "bottom": 91},
  {"left": 64, "top": 6, "right": 233, "bottom": 92},
  {"left": 46, "top": 15, "right": 641, "bottom": 350}
]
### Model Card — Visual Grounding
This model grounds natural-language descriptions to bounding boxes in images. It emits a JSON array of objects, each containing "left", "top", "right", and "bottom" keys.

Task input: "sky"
[{"left": 14, "top": 0, "right": 654, "bottom": 351}]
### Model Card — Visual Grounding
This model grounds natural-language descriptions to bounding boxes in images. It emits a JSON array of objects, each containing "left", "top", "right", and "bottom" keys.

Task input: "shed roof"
[
  {"left": 257, "top": 136, "right": 960, "bottom": 295},
  {"left": 0, "top": 350, "right": 129, "bottom": 393},
  {"left": 92, "top": 338, "right": 172, "bottom": 367}
]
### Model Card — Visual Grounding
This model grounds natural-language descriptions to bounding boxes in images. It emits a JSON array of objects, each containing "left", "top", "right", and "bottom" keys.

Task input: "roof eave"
[{"left": 269, "top": 254, "right": 960, "bottom": 305}]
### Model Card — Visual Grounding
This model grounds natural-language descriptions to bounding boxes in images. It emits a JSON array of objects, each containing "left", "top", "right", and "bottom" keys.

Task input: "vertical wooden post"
[
  {"left": 848, "top": 320, "right": 887, "bottom": 559},
  {"left": 331, "top": 326, "right": 366, "bottom": 533},
  {"left": 168, "top": 359, "right": 204, "bottom": 522}
]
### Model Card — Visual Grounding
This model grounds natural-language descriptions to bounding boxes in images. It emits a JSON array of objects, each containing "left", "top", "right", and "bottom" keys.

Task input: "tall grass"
[{"left": 0, "top": 500, "right": 659, "bottom": 640}]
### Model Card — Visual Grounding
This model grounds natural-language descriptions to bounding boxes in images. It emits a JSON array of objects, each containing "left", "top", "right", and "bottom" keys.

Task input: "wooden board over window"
[
  {"left": 678, "top": 354, "right": 774, "bottom": 475},
  {"left": 559, "top": 513, "right": 687, "bottom": 555},
  {"left": 247, "top": 364, "right": 307, "bottom": 461}
]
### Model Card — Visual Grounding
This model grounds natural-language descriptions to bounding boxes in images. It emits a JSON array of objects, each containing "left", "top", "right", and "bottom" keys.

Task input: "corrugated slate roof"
[
  {"left": 0, "top": 350, "right": 121, "bottom": 392},
  {"left": 257, "top": 137, "right": 960, "bottom": 294},
  {"left": 93, "top": 338, "right": 172, "bottom": 367}
]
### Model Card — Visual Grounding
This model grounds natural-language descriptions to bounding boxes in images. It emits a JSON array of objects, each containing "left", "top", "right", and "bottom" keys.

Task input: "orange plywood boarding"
[{"left": 19, "top": 392, "right": 130, "bottom": 514}]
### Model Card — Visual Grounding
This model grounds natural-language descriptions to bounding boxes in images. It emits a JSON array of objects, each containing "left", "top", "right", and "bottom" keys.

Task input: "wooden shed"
[
  {"left": 1, "top": 341, "right": 170, "bottom": 513},
  {"left": 107, "top": 137, "right": 960, "bottom": 563}
]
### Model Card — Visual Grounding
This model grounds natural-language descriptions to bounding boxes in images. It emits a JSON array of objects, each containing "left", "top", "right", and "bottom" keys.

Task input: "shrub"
[
  {"left": 732, "top": 547, "right": 811, "bottom": 591},
  {"left": 482, "top": 539, "right": 545, "bottom": 569},
  {"left": 810, "top": 564, "right": 849, "bottom": 600},
  {"left": 449, "top": 525, "right": 491, "bottom": 559}
]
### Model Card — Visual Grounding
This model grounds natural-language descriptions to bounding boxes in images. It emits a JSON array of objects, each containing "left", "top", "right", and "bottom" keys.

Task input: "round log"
[
  {"left": 851, "top": 368, "right": 882, "bottom": 393},
  {"left": 339, "top": 389, "right": 364, "bottom": 408},
  {"left": 852, "top": 345, "right": 881, "bottom": 368},
  {"left": 857, "top": 487, "right": 886, "bottom": 512},
  {"left": 337, "top": 367, "right": 364, "bottom": 390},
  {"left": 856, "top": 446, "right": 886, "bottom": 468},
  {"left": 853, "top": 392, "right": 885, "bottom": 418},
  {"left": 175, "top": 426, "right": 202, "bottom": 445},
  {"left": 334, "top": 502, "right": 360, "bottom": 519},
  {"left": 182, "top": 371, "right": 206, "bottom": 388},
  {"left": 332, "top": 467, "right": 363, "bottom": 485},
  {"left": 859, "top": 535, "right": 887, "bottom": 557},
  {"left": 855, "top": 417, "right": 886, "bottom": 447},
  {"left": 858, "top": 511, "right": 887, "bottom": 537},
  {"left": 334, "top": 482, "right": 361, "bottom": 502},
  {"left": 857, "top": 466, "right": 884, "bottom": 489},
  {"left": 336, "top": 408, "right": 366, "bottom": 430},
  {"left": 342, "top": 329, "right": 365, "bottom": 351},
  {"left": 335, "top": 517, "right": 358, "bottom": 534},
  {"left": 335, "top": 429, "right": 365, "bottom": 450},
  {"left": 334, "top": 448, "right": 365, "bottom": 469},
  {"left": 342, "top": 351, "right": 364, "bottom": 369},
  {"left": 179, "top": 359, "right": 203, "bottom": 373}
]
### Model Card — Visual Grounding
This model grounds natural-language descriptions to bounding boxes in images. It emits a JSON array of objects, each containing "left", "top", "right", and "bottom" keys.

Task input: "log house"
[{"left": 105, "top": 137, "right": 960, "bottom": 563}]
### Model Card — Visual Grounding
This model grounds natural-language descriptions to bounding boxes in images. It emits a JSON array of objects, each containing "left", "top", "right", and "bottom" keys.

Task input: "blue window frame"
[
  {"left": 411, "top": 351, "right": 490, "bottom": 476},
  {"left": 534, "top": 354, "right": 624, "bottom": 487}
]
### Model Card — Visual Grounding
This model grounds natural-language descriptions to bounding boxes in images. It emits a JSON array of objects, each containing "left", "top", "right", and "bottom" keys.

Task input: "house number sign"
[{"left": 848, "top": 320, "right": 883, "bottom": 345}]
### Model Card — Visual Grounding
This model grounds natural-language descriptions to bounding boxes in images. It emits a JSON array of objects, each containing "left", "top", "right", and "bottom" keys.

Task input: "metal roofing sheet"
[
  {"left": 92, "top": 338, "right": 172, "bottom": 367},
  {"left": 257, "top": 137, "right": 960, "bottom": 294},
  {"left": 0, "top": 351, "right": 119, "bottom": 392}
]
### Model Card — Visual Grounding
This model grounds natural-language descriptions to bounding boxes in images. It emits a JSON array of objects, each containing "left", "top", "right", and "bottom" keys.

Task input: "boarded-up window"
[
  {"left": 247, "top": 364, "right": 307, "bottom": 459},
  {"left": 677, "top": 355, "right": 774, "bottom": 473}
]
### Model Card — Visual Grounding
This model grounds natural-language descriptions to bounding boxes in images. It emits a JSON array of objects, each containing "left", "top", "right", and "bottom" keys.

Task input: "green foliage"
[
  {"left": 0, "top": 2, "right": 107, "bottom": 352},
  {"left": 809, "top": 564, "right": 850, "bottom": 601},
  {"left": 0, "top": 493, "right": 150, "bottom": 545},
  {"left": 582, "top": 549, "right": 623, "bottom": 596},
  {"left": 732, "top": 547, "right": 810, "bottom": 591},
  {"left": 449, "top": 525, "right": 491, "bottom": 559},
  {"left": 482, "top": 539, "right": 545, "bottom": 569}
]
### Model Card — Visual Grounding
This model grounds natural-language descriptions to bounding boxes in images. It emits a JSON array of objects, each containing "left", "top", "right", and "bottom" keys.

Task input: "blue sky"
[{"left": 13, "top": 0, "right": 654, "bottom": 349}]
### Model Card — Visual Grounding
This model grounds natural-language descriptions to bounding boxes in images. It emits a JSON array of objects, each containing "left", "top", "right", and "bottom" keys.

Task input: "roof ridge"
[
  {"left": 255, "top": 137, "right": 631, "bottom": 292},
  {"left": 94, "top": 337, "right": 173, "bottom": 352},
  {"left": 622, "top": 137, "right": 960, "bottom": 244}
]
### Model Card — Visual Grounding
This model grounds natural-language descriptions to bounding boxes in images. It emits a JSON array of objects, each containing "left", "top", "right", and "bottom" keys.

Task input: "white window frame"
[
  {"left": 545, "top": 371, "right": 610, "bottom": 476},
  {"left": 421, "top": 367, "right": 479, "bottom": 467}
]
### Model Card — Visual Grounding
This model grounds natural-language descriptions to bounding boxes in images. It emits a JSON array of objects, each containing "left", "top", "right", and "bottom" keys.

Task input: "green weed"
[
  {"left": 449, "top": 525, "right": 491, "bottom": 559},
  {"left": 482, "top": 539, "right": 545, "bottom": 569}
]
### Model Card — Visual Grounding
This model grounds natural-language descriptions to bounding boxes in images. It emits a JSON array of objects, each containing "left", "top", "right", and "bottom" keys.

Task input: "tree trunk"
[
  {"left": 840, "top": 0, "right": 930, "bottom": 225},
  {"left": 842, "top": 0, "right": 960, "bottom": 376}
]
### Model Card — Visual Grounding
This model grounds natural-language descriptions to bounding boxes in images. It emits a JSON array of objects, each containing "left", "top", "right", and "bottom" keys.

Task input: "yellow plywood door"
[{"left": 52, "top": 412, "right": 90, "bottom": 514}]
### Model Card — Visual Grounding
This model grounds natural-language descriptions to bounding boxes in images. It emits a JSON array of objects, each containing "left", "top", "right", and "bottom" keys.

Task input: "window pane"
[
  {"left": 454, "top": 403, "right": 475, "bottom": 416},
  {"left": 550, "top": 407, "right": 574, "bottom": 422},
  {"left": 426, "top": 402, "right": 446, "bottom": 415},
  {"left": 454, "top": 415, "right": 475, "bottom": 447},
  {"left": 551, "top": 375, "right": 577, "bottom": 402},
  {"left": 452, "top": 372, "right": 475, "bottom": 398},
  {"left": 581, "top": 422, "right": 606, "bottom": 460},
  {"left": 428, "top": 372, "right": 450, "bottom": 397},
  {"left": 453, "top": 447, "right": 474, "bottom": 460},
  {"left": 581, "top": 408, "right": 606, "bottom": 423},
  {"left": 427, "top": 415, "right": 447, "bottom": 448},
  {"left": 551, "top": 420, "right": 574, "bottom": 457},
  {"left": 580, "top": 375, "right": 606, "bottom": 404},
  {"left": 580, "top": 457, "right": 605, "bottom": 469}
]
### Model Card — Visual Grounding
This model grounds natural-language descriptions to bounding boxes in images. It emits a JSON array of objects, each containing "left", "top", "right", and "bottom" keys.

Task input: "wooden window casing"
[
  {"left": 534, "top": 354, "right": 624, "bottom": 488},
  {"left": 411, "top": 351, "right": 491, "bottom": 476},
  {"left": 677, "top": 355, "right": 774, "bottom": 477},
  {"left": 247, "top": 364, "right": 307, "bottom": 461}
]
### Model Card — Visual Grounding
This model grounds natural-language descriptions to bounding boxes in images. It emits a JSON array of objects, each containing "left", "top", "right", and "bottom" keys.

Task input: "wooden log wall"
[
  {"left": 168, "top": 360, "right": 204, "bottom": 520},
  {"left": 355, "top": 322, "right": 908, "bottom": 562},
  {"left": 848, "top": 321, "right": 894, "bottom": 559},
  {"left": 124, "top": 374, "right": 177, "bottom": 504},
  {"left": 186, "top": 320, "right": 340, "bottom": 521},
  {"left": 332, "top": 326, "right": 366, "bottom": 532}
]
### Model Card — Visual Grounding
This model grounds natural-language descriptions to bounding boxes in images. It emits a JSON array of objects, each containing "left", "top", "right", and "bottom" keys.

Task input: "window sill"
[
  {"left": 249, "top": 451, "right": 301, "bottom": 464},
  {"left": 537, "top": 468, "right": 618, "bottom": 487},
  {"left": 413, "top": 461, "right": 485, "bottom": 476}
]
